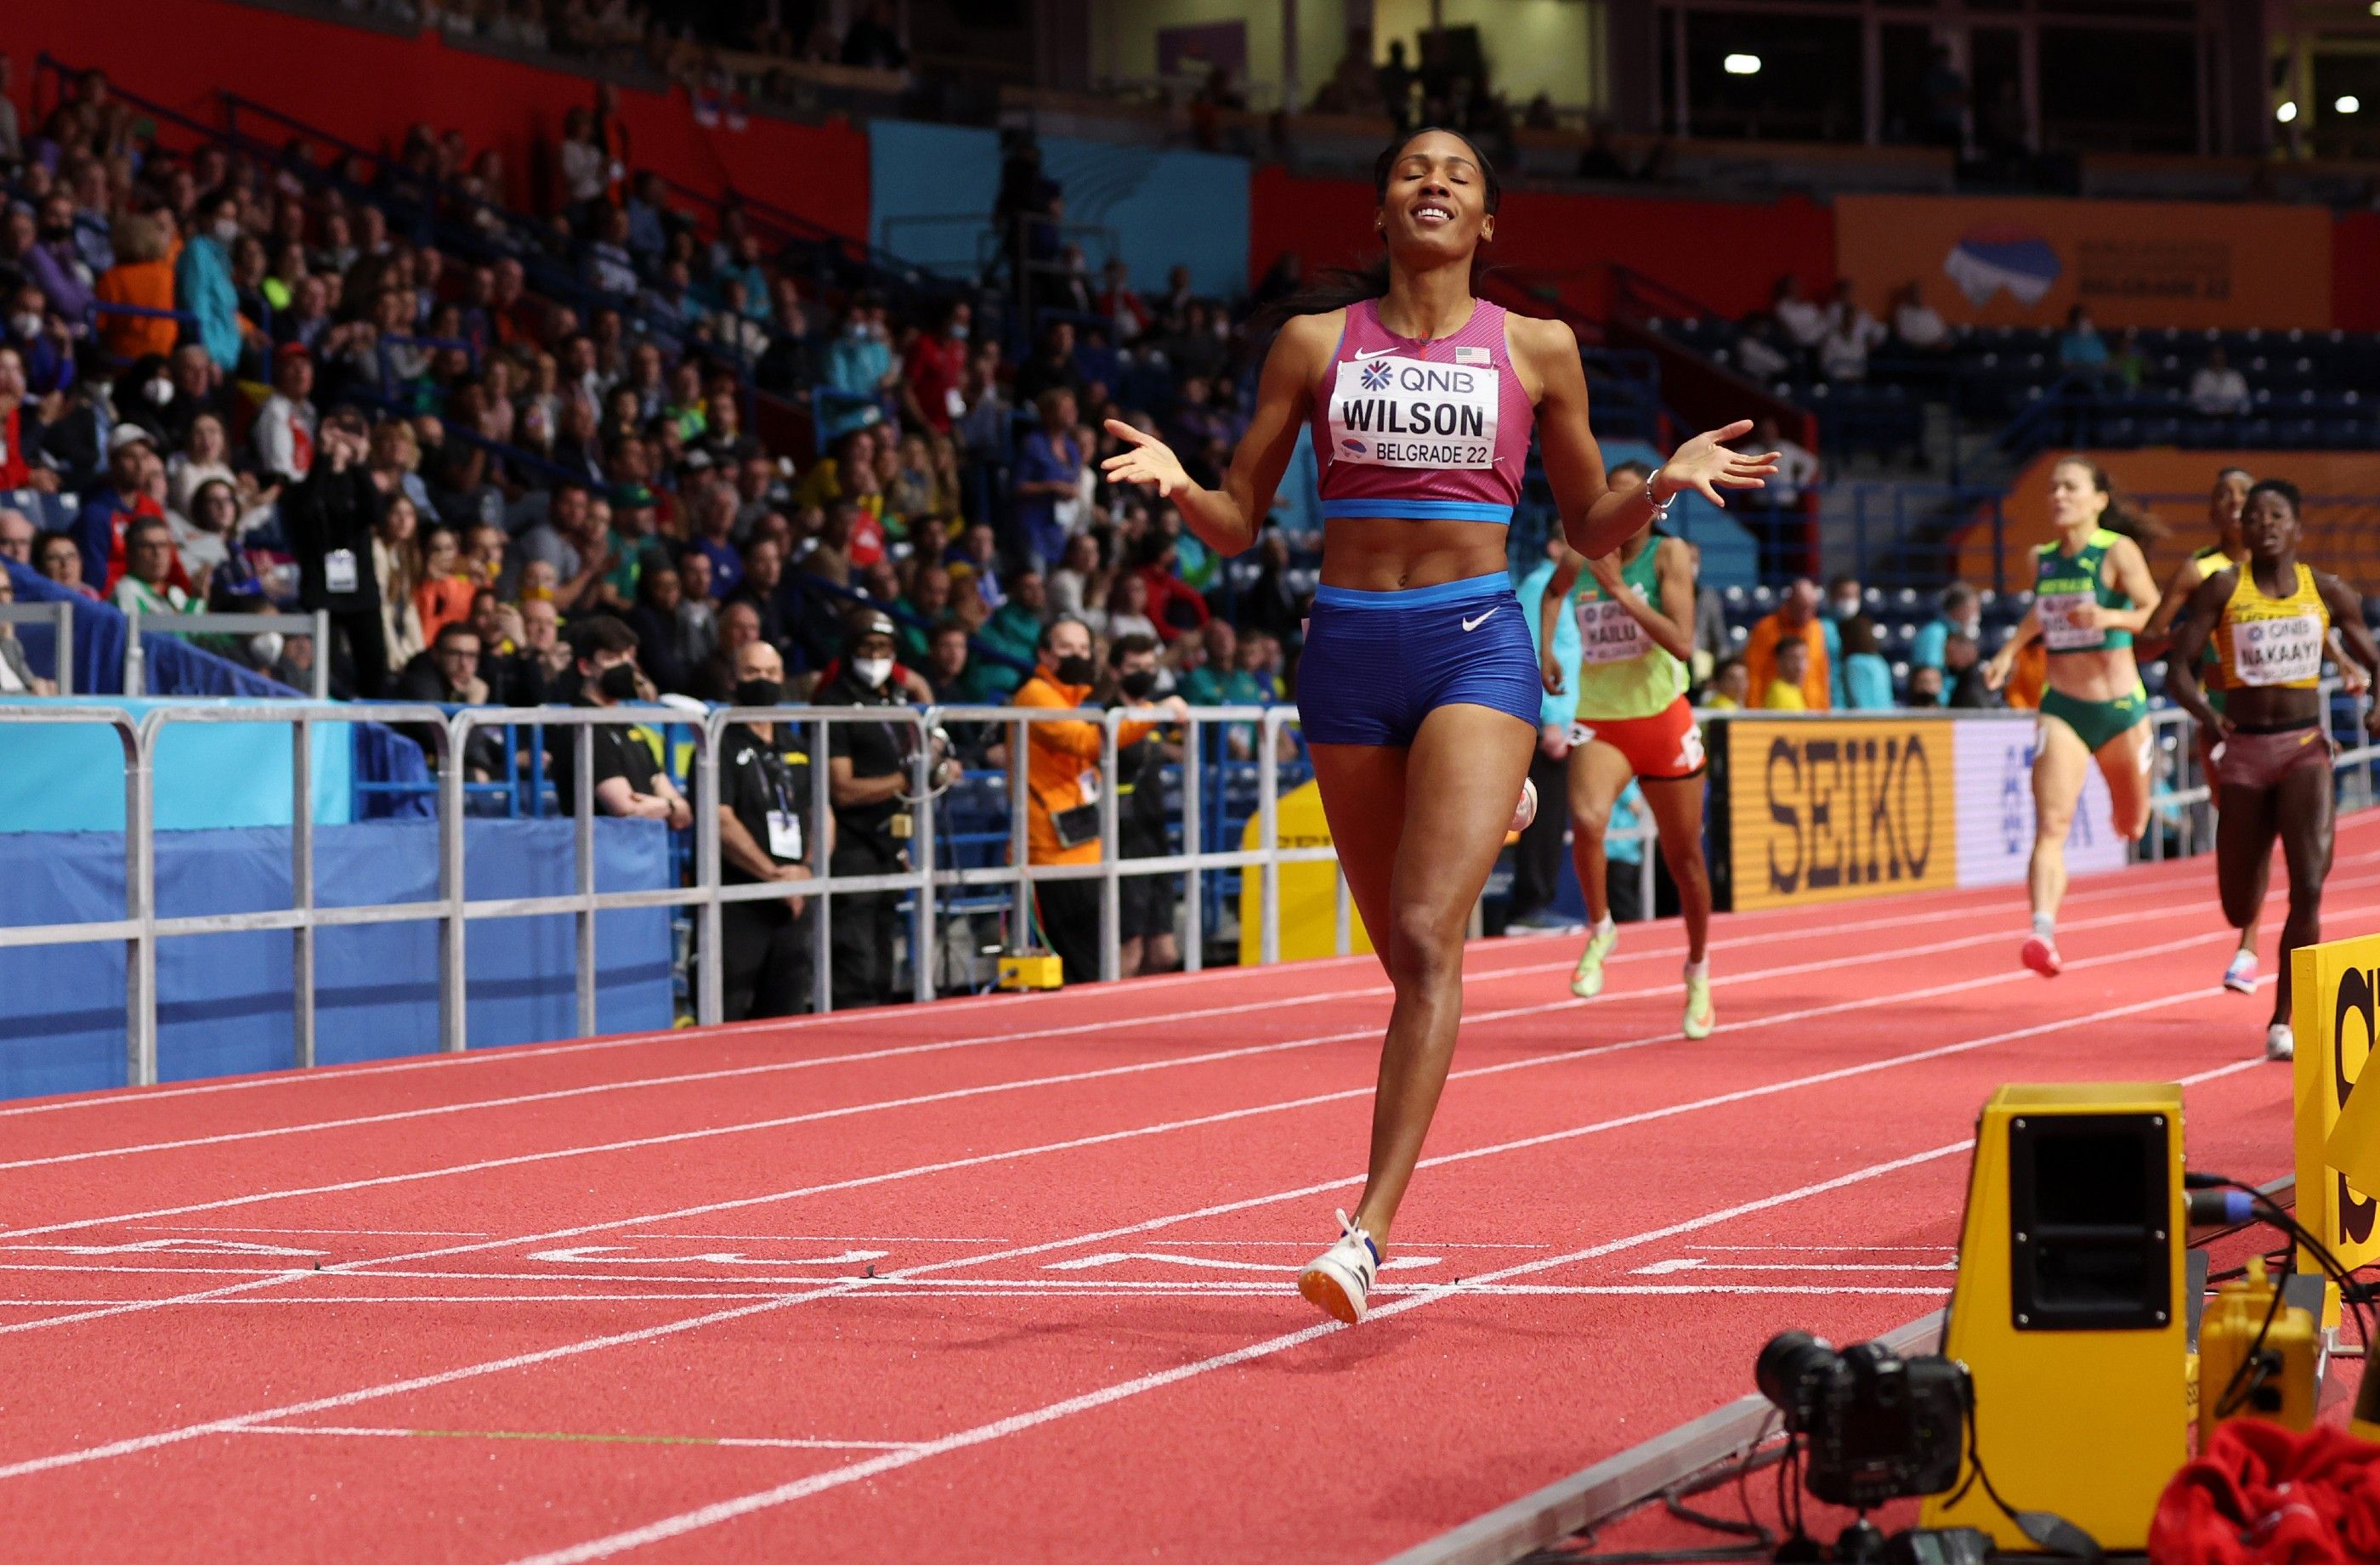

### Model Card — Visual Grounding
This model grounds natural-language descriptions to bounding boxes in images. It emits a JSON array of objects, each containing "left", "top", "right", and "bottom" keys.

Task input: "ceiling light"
[
  {"left": 1724, "top": 54, "right": 1761, "bottom": 76},
  {"left": 2340, "top": 94, "right": 2362, "bottom": 114},
  {"left": 2278, "top": 101, "right": 2299, "bottom": 122}
]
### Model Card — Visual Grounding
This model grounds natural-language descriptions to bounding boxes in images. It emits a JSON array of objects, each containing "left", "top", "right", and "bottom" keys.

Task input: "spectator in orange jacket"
[
  {"left": 94, "top": 211, "right": 180, "bottom": 363},
  {"left": 1011, "top": 615, "right": 1187, "bottom": 981},
  {"left": 1742, "top": 577, "right": 1833, "bottom": 712}
]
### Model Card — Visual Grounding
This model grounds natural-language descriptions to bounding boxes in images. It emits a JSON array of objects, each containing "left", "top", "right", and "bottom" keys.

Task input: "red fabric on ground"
[{"left": 2151, "top": 1422, "right": 2380, "bottom": 1565}]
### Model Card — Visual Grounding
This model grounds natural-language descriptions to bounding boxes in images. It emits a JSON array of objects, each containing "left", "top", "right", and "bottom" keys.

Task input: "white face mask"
[
  {"left": 9, "top": 314, "right": 40, "bottom": 339},
  {"left": 213, "top": 219, "right": 239, "bottom": 247},
  {"left": 853, "top": 656, "right": 893, "bottom": 689},
  {"left": 144, "top": 378, "right": 173, "bottom": 405}
]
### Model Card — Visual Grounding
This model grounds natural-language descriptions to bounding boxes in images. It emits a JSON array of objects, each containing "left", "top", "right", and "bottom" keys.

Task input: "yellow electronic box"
[{"left": 1920, "top": 1084, "right": 2188, "bottom": 1551}]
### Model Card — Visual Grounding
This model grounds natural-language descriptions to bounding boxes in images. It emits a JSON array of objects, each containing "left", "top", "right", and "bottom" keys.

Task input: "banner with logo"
[
  {"left": 2293, "top": 933, "right": 2380, "bottom": 1320},
  {"left": 1719, "top": 717, "right": 1959, "bottom": 911},
  {"left": 1837, "top": 196, "right": 2332, "bottom": 332},
  {"left": 1949, "top": 717, "right": 2128, "bottom": 888}
]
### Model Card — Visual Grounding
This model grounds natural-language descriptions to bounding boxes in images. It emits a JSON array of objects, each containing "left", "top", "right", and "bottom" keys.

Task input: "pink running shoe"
[{"left": 2020, "top": 934, "right": 2062, "bottom": 978}]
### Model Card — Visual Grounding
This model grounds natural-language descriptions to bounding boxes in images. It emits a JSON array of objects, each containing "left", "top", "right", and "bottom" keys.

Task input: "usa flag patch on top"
[{"left": 1454, "top": 346, "right": 1490, "bottom": 365}]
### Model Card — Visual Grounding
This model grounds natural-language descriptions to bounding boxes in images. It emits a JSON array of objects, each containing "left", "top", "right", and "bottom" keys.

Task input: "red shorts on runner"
[{"left": 1568, "top": 697, "right": 1707, "bottom": 780}]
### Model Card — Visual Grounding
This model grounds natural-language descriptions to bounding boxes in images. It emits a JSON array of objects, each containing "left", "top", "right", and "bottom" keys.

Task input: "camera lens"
[{"left": 1754, "top": 1330, "right": 1839, "bottom": 1424}]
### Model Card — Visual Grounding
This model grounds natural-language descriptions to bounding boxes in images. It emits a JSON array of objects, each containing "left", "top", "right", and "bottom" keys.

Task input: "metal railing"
[
  {"left": 0, "top": 700, "right": 1346, "bottom": 1082},
  {"left": 124, "top": 609, "right": 330, "bottom": 700},
  {"left": 0, "top": 599, "right": 75, "bottom": 695}
]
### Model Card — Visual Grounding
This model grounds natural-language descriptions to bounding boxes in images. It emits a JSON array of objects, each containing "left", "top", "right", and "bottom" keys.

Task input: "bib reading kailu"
[
  {"left": 2233, "top": 612, "right": 2325, "bottom": 687},
  {"left": 1327, "top": 354, "right": 1499, "bottom": 471},
  {"left": 1576, "top": 591, "right": 1652, "bottom": 664}
]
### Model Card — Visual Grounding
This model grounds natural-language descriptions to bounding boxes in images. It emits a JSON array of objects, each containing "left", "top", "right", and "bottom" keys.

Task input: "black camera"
[{"left": 1755, "top": 1331, "right": 1970, "bottom": 1508}]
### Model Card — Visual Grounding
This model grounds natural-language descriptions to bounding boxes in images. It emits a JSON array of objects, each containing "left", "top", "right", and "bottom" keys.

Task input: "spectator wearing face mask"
[
  {"left": 1108, "top": 632, "right": 1183, "bottom": 977},
  {"left": 548, "top": 616, "right": 691, "bottom": 826},
  {"left": 819, "top": 608, "right": 930, "bottom": 1009},
  {"left": 716, "top": 638, "right": 826, "bottom": 1021},
  {"left": 1837, "top": 614, "right": 1896, "bottom": 710},
  {"left": 176, "top": 191, "right": 244, "bottom": 372},
  {"left": 1012, "top": 615, "right": 1187, "bottom": 984},
  {"left": 283, "top": 411, "right": 390, "bottom": 698}
]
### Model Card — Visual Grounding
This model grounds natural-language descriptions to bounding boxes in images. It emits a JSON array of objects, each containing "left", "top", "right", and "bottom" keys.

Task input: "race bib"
[
  {"left": 1326, "top": 354, "right": 1498, "bottom": 470},
  {"left": 2036, "top": 590, "right": 2102, "bottom": 651},
  {"left": 2233, "top": 612, "right": 2325, "bottom": 687},
  {"left": 765, "top": 808, "right": 803, "bottom": 861},
  {"left": 1575, "top": 593, "right": 1650, "bottom": 664},
  {"left": 324, "top": 548, "right": 359, "bottom": 595}
]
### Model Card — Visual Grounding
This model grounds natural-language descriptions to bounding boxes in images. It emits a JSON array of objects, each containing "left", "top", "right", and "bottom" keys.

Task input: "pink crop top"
[{"left": 1310, "top": 297, "right": 1536, "bottom": 525}]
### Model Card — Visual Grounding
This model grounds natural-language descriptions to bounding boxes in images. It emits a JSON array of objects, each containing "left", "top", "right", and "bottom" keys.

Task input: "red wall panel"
[
  {"left": 2336, "top": 212, "right": 2380, "bottom": 334},
  {"left": 17, "top": 0, "right": 868, "bottom": 241},
  {"left": 1248, "top": 163, "right": 1835, "bottom": 323}
]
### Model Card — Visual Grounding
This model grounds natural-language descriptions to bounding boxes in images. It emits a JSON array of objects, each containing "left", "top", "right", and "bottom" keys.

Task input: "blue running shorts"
[{"left": 1297, "top": 570, "right": 1542, "bottom": 747}]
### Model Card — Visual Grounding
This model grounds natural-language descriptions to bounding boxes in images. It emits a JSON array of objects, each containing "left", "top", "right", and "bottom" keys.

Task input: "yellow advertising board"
[
  {"left": 1837, "top": 195, "right": 2332, "bottom": 332},
  {"left": 1238, "top": 779, "right": 1373, "bottom": 965},
  {"left": 1721, "top": 717, "right": 1958, "bottom": 912},
  {"left": 2294, "top": 934, "right": 2380, "bottom": 1318}
]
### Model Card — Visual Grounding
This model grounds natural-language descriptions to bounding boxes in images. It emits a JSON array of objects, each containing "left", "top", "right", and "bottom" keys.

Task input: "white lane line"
[
  {"left": 1633, "top": 1257, "right": 1957, "bottom": 1275},
  {"left": 0, "top": 1284, "right": 1960, "bottom": 1305},
  {"left": 230, "top": 1426, "right": 925, "bottom": 1451},
  {"left": 497, "top": 1142, "right": 1986, "bottom": 1565},
  {"left": 0, "top": 910, "right": 2300, "bottom": 1337},
  {"left": 136, "top": 1217, "right": 492, "bottom": 1227},
  {"left": 0, "top": 985, "right": 2270, "bottom": 1481},
  {"left": 2, "top": 870, "right": 2296, "bottom": 1236},
  {"left": 3, "top": 821, "right": 2322, "bottom": 1125},
  {"left": 15, "top": 849, "right": 2349, "bottom": 1175},
  {"left": 502, "top": 1058, "right": 2278, "bottom": 1564}
]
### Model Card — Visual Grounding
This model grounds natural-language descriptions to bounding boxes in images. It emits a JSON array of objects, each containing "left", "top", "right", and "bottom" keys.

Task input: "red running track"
[{"left": 0, "top": 818, "right": 2370, "bottom": 1564}]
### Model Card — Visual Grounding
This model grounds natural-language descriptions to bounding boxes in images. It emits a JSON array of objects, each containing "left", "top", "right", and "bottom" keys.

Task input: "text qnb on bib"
[
  {"left": 2234, "top": 613, "right": 2325, "bottom": 687},
  {"left": 1327, "top": 355, "right": 1500, "bottom": 471}
]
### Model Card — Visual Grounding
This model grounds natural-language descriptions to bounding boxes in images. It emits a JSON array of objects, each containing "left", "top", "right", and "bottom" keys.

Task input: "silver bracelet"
[{"left": 1644, "top": 467, "right": 1674, "bottom": 523}]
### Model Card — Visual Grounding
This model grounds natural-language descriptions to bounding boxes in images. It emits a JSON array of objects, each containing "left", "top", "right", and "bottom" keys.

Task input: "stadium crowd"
[{"left": 0, "top": 62, "right": 2060, "bottom": 1013}]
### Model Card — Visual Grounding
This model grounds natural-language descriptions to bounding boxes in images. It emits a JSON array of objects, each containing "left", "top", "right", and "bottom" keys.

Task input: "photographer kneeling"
[{"left": 1012, "top": 616, "right": 1186, "bottom": 984}]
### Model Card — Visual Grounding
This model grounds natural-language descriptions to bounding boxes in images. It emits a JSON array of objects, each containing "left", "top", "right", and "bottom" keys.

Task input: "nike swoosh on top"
[
  {"left": 1461, "top": 608, "right": 1499, "bottom": 632},
  {"left": 1352, "top": 347, "right": 1402, "bottom": 360}
]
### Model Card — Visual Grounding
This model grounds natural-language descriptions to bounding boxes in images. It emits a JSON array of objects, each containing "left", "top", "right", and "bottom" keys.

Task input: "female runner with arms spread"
[{"left": 1102, "top": 128, "right": 1774, "bottom": 1324}]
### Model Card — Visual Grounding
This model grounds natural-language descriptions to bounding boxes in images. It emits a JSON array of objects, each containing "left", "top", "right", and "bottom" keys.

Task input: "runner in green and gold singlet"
[{"left": 1984, "top": 457, "right": 2162, "bottom": 978}]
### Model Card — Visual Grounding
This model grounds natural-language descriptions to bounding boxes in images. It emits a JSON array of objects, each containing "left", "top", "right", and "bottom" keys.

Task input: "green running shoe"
[
  {"left": 1569, "top": 924, "right": 1618, "bottom": 999},
  {"left": 1682, "top": 970, "right": 1715, "bottom": 1040}
]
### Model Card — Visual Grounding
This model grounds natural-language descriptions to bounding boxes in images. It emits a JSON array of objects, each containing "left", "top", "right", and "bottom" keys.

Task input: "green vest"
[
  {"left": 1567, "top": 538, "right": 1687, "bottom": 720},
  {"left": 2033, "top": 528, "right": 2134, "bottom": 654}
]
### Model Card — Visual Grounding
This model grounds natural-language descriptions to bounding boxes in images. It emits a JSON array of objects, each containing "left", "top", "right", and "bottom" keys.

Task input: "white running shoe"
[
  {"left": 1297, "top": 1209, "right": 1380, "bottom": 1325},
  {"left": 2267, "top": 1024, "right": 2295, "bottom": 1063},
  {"left": 2224, "top": 949, "right": 2260, "bottom": 995}
]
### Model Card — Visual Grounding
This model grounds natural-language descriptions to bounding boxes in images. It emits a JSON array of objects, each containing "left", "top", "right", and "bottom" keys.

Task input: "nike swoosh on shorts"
[{"left": 1461, "top": 608, "right": 1499, "bottom": 632}]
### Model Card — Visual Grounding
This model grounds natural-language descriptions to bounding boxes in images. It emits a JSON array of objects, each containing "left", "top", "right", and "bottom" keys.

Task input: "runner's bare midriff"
[{"left": 1318, "top": 515, "right": 1510, "bottom": 593}]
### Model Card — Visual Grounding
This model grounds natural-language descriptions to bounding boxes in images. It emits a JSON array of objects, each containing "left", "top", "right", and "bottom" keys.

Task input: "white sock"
[
  {"left": 1592, "top": 915, "right": 1615, "bottom": 938},
  {"left": 2032, "top": 912, "right": 2055, "bottom": 940},
  {"left": 1684, "top": 957, "right": 1710, "bottom": 982}
]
